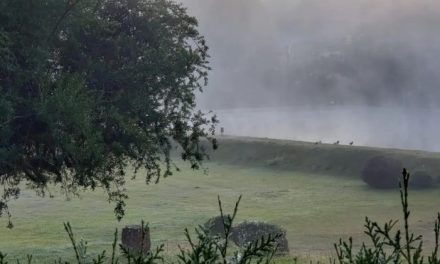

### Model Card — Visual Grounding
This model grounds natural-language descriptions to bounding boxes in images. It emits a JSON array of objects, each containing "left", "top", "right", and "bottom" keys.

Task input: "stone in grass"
[
  {"left": 121, "top": 225, "right": 151, "bottom": 254},
  {"left": 230, "top": 221, "right": 289, "bottom": 255}
]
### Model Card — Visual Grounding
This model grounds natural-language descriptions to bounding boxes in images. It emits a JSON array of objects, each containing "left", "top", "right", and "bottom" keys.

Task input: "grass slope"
[{"left": 209, "top": 136, "right": 440, "bottom": 179}]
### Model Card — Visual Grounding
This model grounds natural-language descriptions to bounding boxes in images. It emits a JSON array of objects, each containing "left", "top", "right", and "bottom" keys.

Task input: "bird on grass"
[
  {"left": 349, "top": 141, "right": 354, "bottom": 146},
  {"left": 333, "top": 140, "right": 340, "bottom": 145}
]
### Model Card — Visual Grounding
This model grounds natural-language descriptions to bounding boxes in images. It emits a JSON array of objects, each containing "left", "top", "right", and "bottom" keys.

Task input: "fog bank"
[
  {"left": 216, "top": 106, "right": 440, "bottom": 152},
  {"left": 179, "top": 0, "right": 440, "bottom": 151}
]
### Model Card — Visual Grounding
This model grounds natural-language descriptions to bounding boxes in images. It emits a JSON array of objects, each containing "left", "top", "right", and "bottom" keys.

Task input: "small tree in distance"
[{"left": 0, "top": 0, "right": 217, "bottom": 226}]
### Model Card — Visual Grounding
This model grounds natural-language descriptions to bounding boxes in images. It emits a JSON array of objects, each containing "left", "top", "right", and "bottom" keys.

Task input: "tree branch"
[{"left": 49, "top": 0, "right": 82, "bottom": 40}]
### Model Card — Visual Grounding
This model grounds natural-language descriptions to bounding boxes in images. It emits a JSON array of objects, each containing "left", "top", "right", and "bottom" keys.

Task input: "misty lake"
[{"left": 214, "top": 105, "right": 440, "bottom": 152}]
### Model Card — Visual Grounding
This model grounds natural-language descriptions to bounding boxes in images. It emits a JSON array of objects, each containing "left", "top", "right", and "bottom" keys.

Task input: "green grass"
[{"left": 1, "top": 137, "right": 440, "bottom": 263}]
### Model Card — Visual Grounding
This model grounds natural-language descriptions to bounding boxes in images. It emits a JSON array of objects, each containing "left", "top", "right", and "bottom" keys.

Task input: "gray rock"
[{"left": 121, "top": 225, "right": 151, "bottom": 254}]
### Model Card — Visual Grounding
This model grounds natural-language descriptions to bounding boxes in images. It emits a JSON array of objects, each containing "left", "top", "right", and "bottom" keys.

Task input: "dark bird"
[
  {"left": 349, "top": 141, "right": 354, "bottom": 146},
  {"left": 333, "top": 140, "right": 340, "bottom": 145}
]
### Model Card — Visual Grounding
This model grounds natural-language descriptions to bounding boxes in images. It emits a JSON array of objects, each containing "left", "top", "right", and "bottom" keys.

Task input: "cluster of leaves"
[
  {"left": 0, "top": 196, "right": 280, "bottom": 264},
  {"left": 334, "top": 169, "right": 440, "bottom": 264},
  {"left": 0, "top": 0, "right": 217, "bottom": 225}
]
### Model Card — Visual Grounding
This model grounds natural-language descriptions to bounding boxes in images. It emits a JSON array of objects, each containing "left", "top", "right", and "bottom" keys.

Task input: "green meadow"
[{"left": 1, "top": 137, "right": 440, "bottom": 263}]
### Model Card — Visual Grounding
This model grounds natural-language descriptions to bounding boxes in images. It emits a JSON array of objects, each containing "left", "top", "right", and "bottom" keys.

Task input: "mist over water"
[{"left": 179, "top": 0, "right": 440, "bottom": 152}]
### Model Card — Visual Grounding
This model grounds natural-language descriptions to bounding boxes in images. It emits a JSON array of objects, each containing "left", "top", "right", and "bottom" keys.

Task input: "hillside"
[{"left": 208, "top": 136, "right": 440, "bottom": 179}]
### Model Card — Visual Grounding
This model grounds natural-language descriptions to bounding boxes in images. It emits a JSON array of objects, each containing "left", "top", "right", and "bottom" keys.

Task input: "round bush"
[
  {"left": 361, "top": 156, "right": 402, "bottom": 189},
  {"left": 204, "top": 215, "right": 230, "bottom": 238},
  {"left": 409, "top": 171, "right": 434, "bottom": 189},
  {"left": 230, "top": 221, "right": 289, "bottom": 254}
]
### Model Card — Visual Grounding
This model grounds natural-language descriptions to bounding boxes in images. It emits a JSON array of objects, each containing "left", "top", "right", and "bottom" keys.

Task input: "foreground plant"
[
  {"left": 334, "top": 168, "right": 440, "bottom": 264},
  {"left": 177, "top": 195, "right": 281, "bottom": 264},
  {"left": 0, "top": 196, "right": 280, "bottom": 264}
]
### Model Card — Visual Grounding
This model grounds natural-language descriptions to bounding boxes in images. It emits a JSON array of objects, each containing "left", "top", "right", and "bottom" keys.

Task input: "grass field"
[{"left": 1, "top": 137, "right": 440, "bottom": 263}]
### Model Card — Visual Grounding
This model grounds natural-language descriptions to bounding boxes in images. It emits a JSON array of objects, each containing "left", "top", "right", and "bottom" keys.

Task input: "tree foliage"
[{"left": 0, "top": 0, "right": 217, "bottom": 225}]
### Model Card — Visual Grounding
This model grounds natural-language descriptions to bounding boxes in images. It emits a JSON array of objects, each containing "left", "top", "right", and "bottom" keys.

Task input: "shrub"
[
  {"left": 231, "top": 221, "right": 289, "bottom": 254},
  {"left": 204, "top": 215, "right": 231, "bottom": 238},
  {"left": 410, "top": 171, "right": 434, "bottom": 189},
  {"left": 361, "top": 156, "right": 402, "bottom": 189}
]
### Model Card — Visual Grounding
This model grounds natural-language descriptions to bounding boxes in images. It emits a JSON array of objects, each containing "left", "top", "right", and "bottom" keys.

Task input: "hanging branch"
[{"left": 49, "top": 0, "right": 82, "bottom": 40}]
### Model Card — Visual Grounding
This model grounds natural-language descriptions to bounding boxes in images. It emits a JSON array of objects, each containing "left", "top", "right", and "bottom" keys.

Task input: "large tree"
[{"left": 0, "top": 0, "right": 217, "bottom": 226}]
